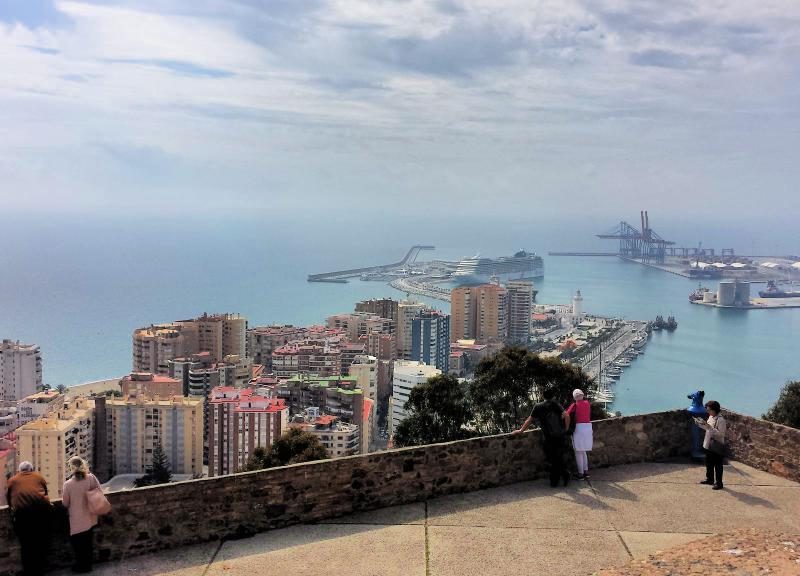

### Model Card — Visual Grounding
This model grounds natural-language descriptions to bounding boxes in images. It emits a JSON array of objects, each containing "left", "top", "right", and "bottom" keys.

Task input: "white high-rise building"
[
  {"left": 390, "top": 360, "right": 441, "bottom": 436},
  {"left": 1, "top": 339, "right": 43, "bottom": 403}
]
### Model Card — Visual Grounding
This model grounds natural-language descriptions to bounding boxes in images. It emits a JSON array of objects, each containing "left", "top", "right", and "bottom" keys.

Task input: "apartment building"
[
  {"left": 15, "top": 397, "right": 94, "bottom": 497},
  {"left": 247, "top": 325, "right": 308, "bottom": 367},
  {"left": 16, "top": 390, "right": 64, "bottom": 427},
  {"left": 506, "top": 280, "right": 534, "bottom": 345},
  {"left": 326, "top": 312, "right": 395, "bottom": 342},
  {"left": 273, "top": 375, "right": 369, "bottom": 433},
  {"left": 355, "top": 298, "right": 399, "bottom": 322},
  {"left": 340, "top": 341, "right": 366, "bottom": 376},
  {"left": 1, "top": 339, "right": 43, "bottom": 403},
  {"left": 0, "top": 434, "right": 16, "bottom": 506},
  {"left": 271, "top": 341, "right": 342, "bottom": 378},
  {"left": 133, "top": 313, "right": 247, "bottom": 375},
  {"left": 349, "top": 355, "right": 378, "bottom": 403},
  {"left": 410, "top": 310, "right": 451, "bottom": 372},
  {"left": 396, "top": 301, "right": 427, "bottom": 359},
  {"left": 390, "top": 361, "right": 441, "bottom": 436},
  {"left": 104, "top": 394, "right": 203, "bottom": 477},
  {"left": 120, "top": 372, "right": 182, "bottom": 398},
  {"left": 291, "top": 412, "right": 360, "bottom": 458},
  {"left": 207, "top": 387, "right": 288, "bottom": 477},
  {"left": 450, "top": 284, "right": 507, "bottom": 342}
]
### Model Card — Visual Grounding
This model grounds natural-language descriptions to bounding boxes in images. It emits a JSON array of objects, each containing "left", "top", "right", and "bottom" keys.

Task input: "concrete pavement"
[{"left": 54, "top": 460, "right": 800, "bottom": 576}]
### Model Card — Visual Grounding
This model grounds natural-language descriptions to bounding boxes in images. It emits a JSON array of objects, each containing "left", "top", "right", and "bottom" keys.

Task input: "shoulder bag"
[
  {"left": 708, "top": 418, "right": 726, "bottom": 456},
  {"left": 86, "top": 475, "right": 112, "bottom": 516}
]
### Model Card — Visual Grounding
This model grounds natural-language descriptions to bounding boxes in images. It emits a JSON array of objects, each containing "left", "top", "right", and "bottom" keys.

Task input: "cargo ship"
[
  {"left": 758, "top": 281, "right": 800, "bottom": 299},
  {"left": 451, "top": 250, "right": 544, "bottom": 285}
]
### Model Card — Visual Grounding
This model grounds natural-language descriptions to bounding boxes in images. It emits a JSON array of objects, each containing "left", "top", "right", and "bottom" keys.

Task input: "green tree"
[
  {"left": 134, "top": 441, "right": 172, "bottom": 487},
  {"left": 245, "top": 428, "right": 329, "bottom": 471},
  {"left": 394, "top": 374, "right": 475, "bottom": 447},
  {"left": 56, "top": 384, "right": 68, "bottom": 394},
  {"left": 469, "top": 347, "right": 593, "bottom": 434},
  {"left": 763, "top": 380, "right": 800, "bottom": 429}
]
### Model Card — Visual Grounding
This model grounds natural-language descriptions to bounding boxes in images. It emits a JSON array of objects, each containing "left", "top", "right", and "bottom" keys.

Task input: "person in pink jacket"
[{"left": 61, "top": 457, "right": 100, "bottom": 573}]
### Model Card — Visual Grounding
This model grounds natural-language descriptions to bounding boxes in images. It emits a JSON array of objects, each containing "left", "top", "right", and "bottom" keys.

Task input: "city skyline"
[{"left": 1, "top": 0, "right": 799, "bottom": 221}]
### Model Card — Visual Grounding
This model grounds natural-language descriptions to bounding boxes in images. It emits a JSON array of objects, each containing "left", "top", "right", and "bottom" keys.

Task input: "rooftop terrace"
[{"left": 50, "top": 460, "right": 800, "bottom": 576}]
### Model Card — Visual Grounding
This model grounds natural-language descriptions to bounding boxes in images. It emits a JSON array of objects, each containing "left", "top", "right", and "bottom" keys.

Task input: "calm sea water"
[{"left": 0, "top": 214, "right": 797, "bottom": 417}]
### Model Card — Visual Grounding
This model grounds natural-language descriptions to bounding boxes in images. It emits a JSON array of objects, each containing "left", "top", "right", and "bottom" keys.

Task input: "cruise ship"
[{"left": 451, "top": 250, "right": 544, "bottom": 285}]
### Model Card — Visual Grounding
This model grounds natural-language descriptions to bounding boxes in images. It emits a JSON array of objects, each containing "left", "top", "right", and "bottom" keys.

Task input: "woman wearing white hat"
[{"left": 565, "top": 389, "right": 593, "bottom": 479}]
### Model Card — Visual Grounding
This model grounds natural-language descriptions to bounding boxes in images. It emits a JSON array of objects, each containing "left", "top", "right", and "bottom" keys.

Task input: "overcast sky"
[{"left": 1, "top": 0, "right": 799, "bottom": 222}]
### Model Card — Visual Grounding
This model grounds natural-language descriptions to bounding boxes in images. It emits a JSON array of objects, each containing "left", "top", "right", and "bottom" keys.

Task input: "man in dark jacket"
[
  {"left": 7, "top": 461, "right": 52, "bottom": 576},
  {"left": 513, "top": 388, "right": 570, "bottom": 487}
]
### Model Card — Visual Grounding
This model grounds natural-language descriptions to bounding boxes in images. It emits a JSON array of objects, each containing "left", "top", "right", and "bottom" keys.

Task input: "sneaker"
[
  {"left": 573, "top": 473, "right": 585, "bottom": 480},
  {"left": 712, "top": 484, "right": 724, "bottom": 491},
  {"left": 699, "top": 479, "right": 714, "bottom": 485}
]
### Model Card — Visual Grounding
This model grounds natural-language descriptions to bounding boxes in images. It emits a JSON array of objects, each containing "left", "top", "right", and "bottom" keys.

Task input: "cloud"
[
  {"left": 106, "top": 58, "right": 234, "bottom": 78},
  {"left": 0, "top": 0, "right": 799, "bottom": 220},
  {"left": 629, "top": 49, "right": 713, "bottom": 69},
  {"left": 23, "top": 44, "right": 60, "bottom": 55}
]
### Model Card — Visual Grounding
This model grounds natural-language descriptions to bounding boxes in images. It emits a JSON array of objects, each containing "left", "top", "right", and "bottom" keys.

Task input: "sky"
[{"left": 1, "top": 0, "right": 799, "bottom": 224}]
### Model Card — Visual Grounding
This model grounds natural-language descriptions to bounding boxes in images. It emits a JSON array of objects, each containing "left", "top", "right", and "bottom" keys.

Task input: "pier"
[
  {"left": 548, "top": 252, "right": 619, "bottom": 257},
  {"left": 308, "top": 245, "right": 435, "bottom": 283}
]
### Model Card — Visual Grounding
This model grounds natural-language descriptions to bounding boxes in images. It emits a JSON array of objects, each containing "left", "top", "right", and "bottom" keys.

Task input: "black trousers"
[
  {"left": 705, "top": 449, "right": 724, "bottom": 486},
  {"left": 12, "top": 504, "right": 51, "bottom": 576},
  {"left": 543, "top": 436, "right": 566, "bottom": 487},
  {"left": 70, "top": 527, "right": 94, "bottom": 572}
]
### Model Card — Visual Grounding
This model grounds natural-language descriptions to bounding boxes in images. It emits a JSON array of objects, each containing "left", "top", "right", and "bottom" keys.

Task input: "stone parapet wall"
[
  {"left": 0, "top": 410, "right": 690, "bottom": 576},
  {"left": 723, "top": 410, "right": 800, "bottom": 483}
]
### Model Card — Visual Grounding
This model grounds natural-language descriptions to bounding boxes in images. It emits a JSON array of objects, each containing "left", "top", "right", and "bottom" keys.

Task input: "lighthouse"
[{"left": 572, "top": 290, "right": 583, "bottom": 325}]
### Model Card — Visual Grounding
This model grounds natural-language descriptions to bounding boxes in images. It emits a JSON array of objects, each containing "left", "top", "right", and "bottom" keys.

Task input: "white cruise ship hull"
[{"left": 451, "top": 269, "right": 544, "bottom": 286}]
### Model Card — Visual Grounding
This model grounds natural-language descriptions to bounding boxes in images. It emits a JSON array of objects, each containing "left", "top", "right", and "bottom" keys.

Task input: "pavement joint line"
[
  {"left": 426, "top": 524, "right": 620, "bottom": 532},
  {"left": 590, "top": 479, "right": 799, "bottom": 487},
  {"left": 615, "top": 531, "right": 634, "bottom": 560},
  {"left": 424, "top": 501, "right": 431, "bottom": 576},
  {"left": 425, "top": 525, "right": 718, "bottom": 536},
  {"left": 200, "top": 540, "right": 224, "bottom": 576}
]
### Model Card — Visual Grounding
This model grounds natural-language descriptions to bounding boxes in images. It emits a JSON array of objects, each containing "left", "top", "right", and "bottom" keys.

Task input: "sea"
[{"left": 1, "top": 213, "right": 798, "bottom": 418}]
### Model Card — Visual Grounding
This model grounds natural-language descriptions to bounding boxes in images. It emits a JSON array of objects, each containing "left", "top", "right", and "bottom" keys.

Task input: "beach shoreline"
[{"left": 65, "top": 377, "right": 122, "bottom": 398}]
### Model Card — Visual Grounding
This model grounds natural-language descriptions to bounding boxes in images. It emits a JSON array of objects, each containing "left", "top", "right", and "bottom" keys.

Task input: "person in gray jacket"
[{"left": 697, "top": 400, "right": 727, "bottom": 490}]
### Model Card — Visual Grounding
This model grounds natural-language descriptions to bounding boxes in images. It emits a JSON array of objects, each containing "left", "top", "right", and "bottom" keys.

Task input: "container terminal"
[{"left": 550, "top": 210, "right": 799, "bottom": 283}]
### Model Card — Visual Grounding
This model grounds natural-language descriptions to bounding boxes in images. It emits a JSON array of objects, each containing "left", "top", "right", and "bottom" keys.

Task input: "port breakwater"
[{"left": 308, "top": 245, "right": 435, "bottom": 282}]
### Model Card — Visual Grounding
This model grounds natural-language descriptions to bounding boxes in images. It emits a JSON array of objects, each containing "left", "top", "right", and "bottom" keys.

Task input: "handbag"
[
  {"left": 707, "top": 419, "right": 726, "bottom": 456},
  {"left": 86, "top": 475, "right": 112, "bottom": 516}
]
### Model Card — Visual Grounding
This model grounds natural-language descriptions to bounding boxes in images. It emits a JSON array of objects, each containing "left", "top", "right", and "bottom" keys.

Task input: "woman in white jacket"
[{"left": 698, "top": 400, "right": 727, "bottom": 490}]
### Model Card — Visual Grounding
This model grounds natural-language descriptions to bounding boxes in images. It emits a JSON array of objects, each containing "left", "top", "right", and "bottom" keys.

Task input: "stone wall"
[
  {"left": 723, "top": 410, "right": 800, "bottom": 483},
  {"left": 0, "top": 410, "right": 691, "bottom": 576}
]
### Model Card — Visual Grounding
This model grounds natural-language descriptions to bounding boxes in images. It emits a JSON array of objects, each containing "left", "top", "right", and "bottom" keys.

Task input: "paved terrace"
[{"left": 52, "top": 460, "right": 800, "bottom": 576}]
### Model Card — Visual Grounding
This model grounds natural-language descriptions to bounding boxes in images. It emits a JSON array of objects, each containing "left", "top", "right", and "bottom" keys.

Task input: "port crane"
[{"left": 597, "top": 211, "right": 675, "bottom": 263}]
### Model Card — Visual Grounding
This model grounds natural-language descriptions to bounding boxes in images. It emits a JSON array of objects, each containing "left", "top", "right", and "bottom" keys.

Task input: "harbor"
[
  {"left": 551, "top": 211, "right": 800, "bottom": 282},
  {"left": 689, "top": 280, "right": 800, "bottom": 309},
  {"left": 310, "top": 246, "right": 545, "bottom": 302}
]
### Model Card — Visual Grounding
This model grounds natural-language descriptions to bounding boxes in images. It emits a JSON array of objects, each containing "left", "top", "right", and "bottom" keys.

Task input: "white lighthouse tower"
[{"left": 572, "top": 290, "right": 583, "bottom": 325}]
